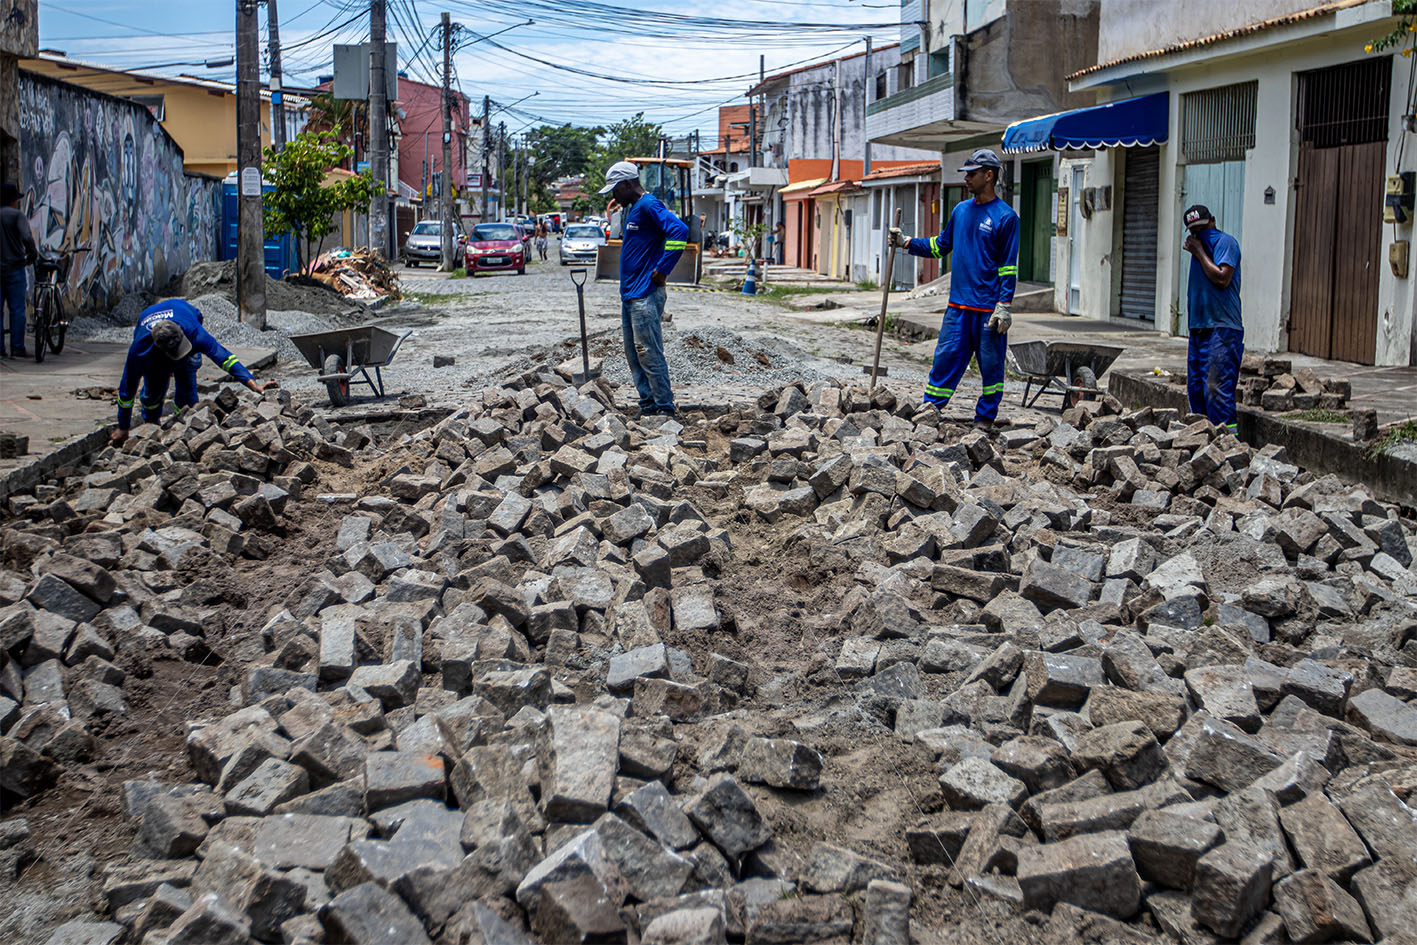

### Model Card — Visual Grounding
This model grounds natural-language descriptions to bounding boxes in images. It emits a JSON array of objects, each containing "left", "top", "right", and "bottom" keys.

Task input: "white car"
[{"left": 559, "top": 223, "right": 607, "bottom": 266}]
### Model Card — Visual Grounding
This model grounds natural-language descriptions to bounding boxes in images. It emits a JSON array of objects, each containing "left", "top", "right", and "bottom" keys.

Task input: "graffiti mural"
[{"left": 16, "top": 71, "right": 221, "bottom": 313}]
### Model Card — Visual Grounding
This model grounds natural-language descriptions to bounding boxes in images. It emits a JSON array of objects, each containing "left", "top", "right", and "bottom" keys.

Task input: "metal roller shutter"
[{"left": 1119, "top": 148, "right": 1159, "bottom": 320}]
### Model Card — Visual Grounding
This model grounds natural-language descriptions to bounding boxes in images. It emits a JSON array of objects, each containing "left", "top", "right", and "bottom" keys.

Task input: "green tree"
[
  {"left": 262, "top": 130, "right": 378, "bottom": 271},
  {"left": 583, "top": 113, "right": 665, "bottom": 211},
  {"left": 1367, "top": 0, "right": 1417, "bottom": 52},
  {"left": 526, "top": 124, "right": 602, "bottom": 189}
]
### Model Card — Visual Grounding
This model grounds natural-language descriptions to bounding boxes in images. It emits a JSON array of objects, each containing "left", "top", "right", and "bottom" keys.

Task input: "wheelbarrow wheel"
[
  {"left": 1069, "top": 366, "right": 1099, "bottom": 407},
  {"left": 323, "top": 353, "right": 350, "bottom": 407}
]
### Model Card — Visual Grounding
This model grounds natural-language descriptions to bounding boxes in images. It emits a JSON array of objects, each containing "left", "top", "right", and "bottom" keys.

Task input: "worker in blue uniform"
[
  {"left": 889, "top": 148, "right": 1019, "bottom": 429},
  {"left": 1181, "top": 204, "right": 1243, "bottom": 432},
  {"left": 601, "top": 160, "right": 689, "bottom": 417},
  {"left": 109, "top": 298, "right": 277, "bottom": 447}
]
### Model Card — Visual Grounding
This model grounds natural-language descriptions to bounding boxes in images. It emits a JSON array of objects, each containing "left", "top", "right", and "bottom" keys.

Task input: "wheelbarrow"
[
  {"left": 289, "top": 326, "right": 412, "bottom": 407},
  {"left": 1009, "top": 340, "right": 1124, "bottom": 410}
]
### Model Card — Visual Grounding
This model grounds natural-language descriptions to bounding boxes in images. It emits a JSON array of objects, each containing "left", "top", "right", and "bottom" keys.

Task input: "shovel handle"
[
  {"left": 570, "top": 268, "right": 587, "bottom": 288},
  {"left": 870, "top": 207, "right": 902, "bottom": 390}
]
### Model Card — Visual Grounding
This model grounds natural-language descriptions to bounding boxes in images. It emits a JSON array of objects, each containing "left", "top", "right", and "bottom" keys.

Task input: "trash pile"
[
  {"left": 2, "top": 360, "right": 1416, "bottom": 945},
  {"left": 309, "top": 249, "right": 402, "bottom": 302}
]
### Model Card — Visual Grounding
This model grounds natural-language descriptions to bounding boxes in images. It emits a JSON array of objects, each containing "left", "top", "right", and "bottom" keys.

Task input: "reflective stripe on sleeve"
[
  {"left": 928, "top": 236, "right": 942, "bottom": 259},
  {"left": 997, "top": 265, "right": 1018, "bottom": 276},
  {"left": 221, "top": 355, "right": 240, "bottom": 371},
  {"left": 663, "top": 240, "right": 687, "bottom": 251}
]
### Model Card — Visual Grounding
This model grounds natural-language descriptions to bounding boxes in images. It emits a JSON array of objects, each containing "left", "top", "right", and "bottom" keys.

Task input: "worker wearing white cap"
[{"left": 601, "top": 160, "right": 689, "bottom": 417}]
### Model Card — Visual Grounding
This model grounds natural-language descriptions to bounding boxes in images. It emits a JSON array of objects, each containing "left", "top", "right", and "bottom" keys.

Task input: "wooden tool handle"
[{"left": 870, "top": 207, "right": 903, "bottom": 390}]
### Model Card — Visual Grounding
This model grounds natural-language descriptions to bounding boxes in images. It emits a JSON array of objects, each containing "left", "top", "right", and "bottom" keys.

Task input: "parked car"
[
  {"left": 465, "top": 222, "right": 526, "bottom": 276},
  {"left": 402, "top": 220, "right": 464, "bottom": 267},
  {"left": 559, "top": 223, "right": 607, "bottom": 266}
]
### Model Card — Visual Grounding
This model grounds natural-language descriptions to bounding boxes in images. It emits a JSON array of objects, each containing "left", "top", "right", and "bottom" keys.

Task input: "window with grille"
[
  {"left": 1180, "top": 82, "right": 1256, "bottom": 163},
  {"left": 1297, "top": 57, "right": 1391, "bottom": 148}
]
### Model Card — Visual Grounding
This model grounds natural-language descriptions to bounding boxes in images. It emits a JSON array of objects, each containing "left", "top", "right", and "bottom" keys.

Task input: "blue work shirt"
[
  {"left": 619, "top": 193, "right": 689, "bottom": 301},
  {"left": 1187, "top": 227, "right": 1242, "bottom": 332},
  {"left": 117, "top": 299, "right": 254, "bottom": 429},
  {"left": 907, "top": 196, "right": 1020, "bottom": 311}
]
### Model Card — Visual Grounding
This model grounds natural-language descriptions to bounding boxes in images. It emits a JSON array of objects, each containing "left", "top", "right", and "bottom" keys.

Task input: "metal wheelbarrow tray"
[
  {"left": 1009, "top": 340, "right": 1124, "bottom": 410},
  {"left": 289, "top": 325, "right": 412, "bottom": 407}
]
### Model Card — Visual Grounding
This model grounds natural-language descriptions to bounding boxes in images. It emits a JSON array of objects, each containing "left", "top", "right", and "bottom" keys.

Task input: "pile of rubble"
[
  {"left": 1233, "top": 356, "right": 1350, "bottom": 413},
  {"left": 2, "top": 358, "right": 1416, "bottom": 945},
  {"left": 309, "top": 248, "right": 402, "bottom": 302}
]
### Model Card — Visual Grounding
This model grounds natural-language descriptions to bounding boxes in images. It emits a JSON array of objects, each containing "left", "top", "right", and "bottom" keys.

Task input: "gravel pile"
[
  {"left": 70, "top": 294, "right": 332, "bottom": 368},
  {"left": 601, "top": 324, "right": 855, "bottom": 390}
]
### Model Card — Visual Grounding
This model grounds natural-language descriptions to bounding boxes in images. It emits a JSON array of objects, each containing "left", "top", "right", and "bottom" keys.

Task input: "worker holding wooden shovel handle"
[{"left": 888, "top": 147, "right": 1019, "bottom": 431}]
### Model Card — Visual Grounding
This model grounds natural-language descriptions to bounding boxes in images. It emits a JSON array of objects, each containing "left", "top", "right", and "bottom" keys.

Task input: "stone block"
[
  {"left": 592, "top": 812, "right": 694, "bottom": 902},
  {"left": 1126, "top": 809, "right": 1222, "bottom": 890},
  {"left": 1024, "top": 651, "right": 1103, "bottom": 709},
  {"left": 607, "top": 643, "right": 669, "bottom": 694},
  {"left": 939, "top": 757, "right": 1027, "bottom": 810},
  {"left": 224, "top": 757, "right": 309, "bottom": 816},
  {"left": 1272, "top": 869, "right": 1372, "bottom": 944},
  {"left": 1347, "top": 687, "right": 1417, "bottom": 745},
  {"left": 540, "top": 704, "right": 620, "bottom": 821},
  {"left": 364, "top": 751, "right": 445, "bottom": 810},
  {"left": 1192, "top": 842, "right": 1274, "bottom": 938},
  {"left": 990, "top": 735, "right": 1075, "bottom": 794},
  {"left": 1020, "top": 558, "right": 1093, "bottom": 611},
  {"left": 1016, "top": 830, "right": 1141, "bottom": 919},
  {"left": 1185, "top": 665, "right": 1261, "bottom": 733},
  {"left": 684, "top": 774, "right": 770, "bottom": 860},
  {"left": 615, "top": 780, "right": 699, "bottom": 851},
  {"left": 320, "top": 880, "right": 432, "bottom": 945},
  {"left": 1072, "top": 720, "right": 1168, "bottom": 790},
  {"left": 1337, "top": 783, "right": 1417, "bottom": 863},
  {"left": 737, "top": 738, "right": 823, "bottom": 791}
]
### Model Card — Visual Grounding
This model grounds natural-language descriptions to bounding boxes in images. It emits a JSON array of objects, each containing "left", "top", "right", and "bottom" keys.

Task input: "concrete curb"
[
  {"left": 0, "top": 424, "right": 113, "bottom": 503},
  {"left": 1109, "top": 371, "right": 1417, "bottom": 511}
]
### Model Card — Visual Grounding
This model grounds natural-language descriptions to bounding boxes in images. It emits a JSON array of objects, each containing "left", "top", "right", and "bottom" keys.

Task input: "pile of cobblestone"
[{"left": 2, "top": 358, "right": 1416, "bottom": 945}]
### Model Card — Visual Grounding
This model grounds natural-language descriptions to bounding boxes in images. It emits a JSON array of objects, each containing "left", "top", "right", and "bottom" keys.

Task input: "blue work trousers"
[
  {"left": 138, "top": 352, "right": 202, "bottom": 424},
  {"left": 1186, "top": 326, "right": 1244, "bottom": 430},
  {"left": 1, "top": 269, "right": 26, "bottom": 353},
  {"left": 621, "top": 286, "right": 675, "bottom": 413},
  {"left": 924, "top": 305, "right": 1007, "bottom": 422}
]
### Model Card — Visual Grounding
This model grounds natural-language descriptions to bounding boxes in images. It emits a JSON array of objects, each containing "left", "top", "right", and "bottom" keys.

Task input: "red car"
[{"left": 464, "top": 223, "right": 526, "bottom": 276}]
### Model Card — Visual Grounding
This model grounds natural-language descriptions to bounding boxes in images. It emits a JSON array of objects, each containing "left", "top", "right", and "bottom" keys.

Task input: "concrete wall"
[
  {"left": 0, "top": 0, "right": 38, "bottom": 185},
  {"left": 961, "top": 0, "right": 1101, "bottom": 125},
  {"left": 1062, "top": 13, "right": 1416, "bottom": 366},
  {"left": 395, "top": 77, "right": 470, "bottom": 199},
  {"left": 18, "top": 71, "right": 221, "bottom": 313},
  {"left": 764, "top": 48, "right": 936, "bottom": 170},
  {"left": 1095, "top": 0, "right": 1326, "bottom": 64}
]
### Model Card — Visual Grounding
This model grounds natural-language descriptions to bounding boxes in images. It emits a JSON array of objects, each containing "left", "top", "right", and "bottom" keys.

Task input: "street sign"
[
  {"left": 357, "top": 161, "right": 370, "bottom": 173},
  {"left": 467, "top": 173, "right": 482, "bottom": 188}
]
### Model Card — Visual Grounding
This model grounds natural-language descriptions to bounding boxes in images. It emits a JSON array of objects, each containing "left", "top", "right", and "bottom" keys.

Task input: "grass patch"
[
  {"left": 1286, "top": 407, "right": 1349, "bottom": 424},
  {"left": 1369, "top": 419, "right": 1417, "bottom": 458},
  {"left": 856, "top": 279, "right": 879, "bottom": 291},
  {"left": 405, "top": 291, "right": 467, "bottom": 306},
  {"left": 755, "top": 284, "right": 848, "bottom": 303}
]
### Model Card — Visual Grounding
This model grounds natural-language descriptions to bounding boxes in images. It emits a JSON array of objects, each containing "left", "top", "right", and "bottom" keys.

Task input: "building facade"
[
  {"left": 1037, "top": 0, "right": 1414, "bottom": 367},
  {"left": 1, "top": 0, "right": 38, "bottom": 187},
  {"left": 866, "top": 0, "right": 1101, "bottom": 287}
]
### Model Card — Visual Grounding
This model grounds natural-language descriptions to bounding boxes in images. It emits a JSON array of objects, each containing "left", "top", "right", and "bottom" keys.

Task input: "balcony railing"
[{"left": 867, "top": 72, "right": 954, "bottom": 116}]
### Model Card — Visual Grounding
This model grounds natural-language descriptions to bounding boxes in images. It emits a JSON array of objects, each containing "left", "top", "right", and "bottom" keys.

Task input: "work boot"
[{"left": 972, "top": 419, "right": 994, "bottom": 433}]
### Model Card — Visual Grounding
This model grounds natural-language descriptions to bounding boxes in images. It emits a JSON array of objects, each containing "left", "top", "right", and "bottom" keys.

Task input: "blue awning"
[{"left": 1002, "top": 92, "right": 1168, "bottom": 154}]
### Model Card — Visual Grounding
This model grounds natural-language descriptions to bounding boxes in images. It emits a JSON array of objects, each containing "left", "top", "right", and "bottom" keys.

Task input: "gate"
[
  {"left": 1119, "top": 148, "right": 1160, "bottom": 320},
  {"left": 1288, "top": 57, "right": 1389, "bottom": 363}
]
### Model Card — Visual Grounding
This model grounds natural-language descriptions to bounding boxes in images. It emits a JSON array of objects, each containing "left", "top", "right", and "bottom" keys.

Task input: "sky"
[{"left": 38, "top": 0, "right": 906, "bottom": 144}]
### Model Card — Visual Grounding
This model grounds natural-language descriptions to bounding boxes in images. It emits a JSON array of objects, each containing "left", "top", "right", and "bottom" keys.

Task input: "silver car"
[
  {"left": 559, "top": 223, "right": 606, "bottom": 266},
  {"left": 402, "top": 220, "right": 464, "bottom": 267}
]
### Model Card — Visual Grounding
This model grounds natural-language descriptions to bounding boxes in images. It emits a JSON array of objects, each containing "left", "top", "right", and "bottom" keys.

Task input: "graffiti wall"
[{"left": 16, "top": 70, "right": 221, "bottom": 313}]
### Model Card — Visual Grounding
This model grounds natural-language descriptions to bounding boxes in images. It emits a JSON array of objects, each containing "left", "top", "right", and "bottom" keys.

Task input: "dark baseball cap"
[
  {"left": 1, "top": 182, "right": 18, "bottom": 204},
  {"left": 959, "top": 148, "right": 1004, "bottom": 172},
  {"left": 150, "top": 319, "right": 193, "bottom": 360},
  {"left": 1183, "top": 204, "right": 1214, "bottom": 228}
]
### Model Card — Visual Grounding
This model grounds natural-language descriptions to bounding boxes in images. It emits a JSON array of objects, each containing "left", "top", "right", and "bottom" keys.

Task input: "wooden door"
[
  {"left": 1288, "top": 141, "right": 1383, "bottom": 363},
  {"left": 919, "top": 182, "right": 941, "bottom": 283},
  {"left": 1020, "top": 161, "right": 1055, "bottom": 283}
]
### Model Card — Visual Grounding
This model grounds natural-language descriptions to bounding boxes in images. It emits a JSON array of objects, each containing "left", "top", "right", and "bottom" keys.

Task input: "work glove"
[
  {"left": 887, "top": 227, "right": 909, "bottom": 249},
  {"left": 988, "top": 303, "right": 1012, "bottom": 335}
]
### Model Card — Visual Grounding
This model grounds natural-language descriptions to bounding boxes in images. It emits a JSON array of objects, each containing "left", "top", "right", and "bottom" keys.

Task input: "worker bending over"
[
  {"left": 111, "top": 299, "right": 277, "bottom": 446},
  {"left": 889, "top": 148, "right": 1019, "bottom": 430}
]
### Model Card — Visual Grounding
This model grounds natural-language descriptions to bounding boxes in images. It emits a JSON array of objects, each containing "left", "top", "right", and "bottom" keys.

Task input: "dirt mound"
[{"left": 179, "top": 259, "right": 368, "bottom": 318}]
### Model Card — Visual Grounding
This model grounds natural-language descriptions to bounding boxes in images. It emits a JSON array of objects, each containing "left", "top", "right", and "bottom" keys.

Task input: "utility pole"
[
  {"left": 831, "top": 58, "right": 841, "bottom": 182},
  {"left": 439, "top": 12, "right": 454, "bottom": 269},
  {"left": 863, "top": 37, "right": 873, "bottom": 176},
  {"left": 235, "top": 0, "right": 265, "bottom": 328},
  {"left": 750, "top": 54, "right": 761, "bottom": 167},
  {"left": 369, "top": 0, "right": 389, "bottom": 258},
  {"left": 267, "top": 0, "right": 286, "bottom": 151},
  {"left": 497, "top": 122, "right": 506, "bottom": 219},
  {"left": 480, "top": 95, "right": 490, "bottom": 221}
]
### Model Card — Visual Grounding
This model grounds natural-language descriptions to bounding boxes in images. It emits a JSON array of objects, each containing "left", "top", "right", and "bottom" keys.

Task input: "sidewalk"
[
  {"left": 783, "top": 288, "right": 1416, "bottom": 427},
  {"left": 0, "top": 341, "right": 276, "bottom": 477}
]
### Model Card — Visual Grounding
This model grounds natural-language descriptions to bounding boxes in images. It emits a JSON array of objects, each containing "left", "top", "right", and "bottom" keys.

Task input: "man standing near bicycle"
[
  {"left": 110, "top": 299, "right": 278, "bottom": 447},
  {"left": 1, "top": 182, "right": 37, "bottom": 358}
]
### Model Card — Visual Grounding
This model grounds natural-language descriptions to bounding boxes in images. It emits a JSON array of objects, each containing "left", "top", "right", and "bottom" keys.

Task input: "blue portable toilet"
[{"left": 220, "top": 180, "right": 298, "bottom": 279}]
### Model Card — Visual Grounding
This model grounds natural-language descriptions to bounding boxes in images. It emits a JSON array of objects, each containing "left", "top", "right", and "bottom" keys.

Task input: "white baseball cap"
[{"left": 598, "top": 161, "right": 640, "bottom": 194}]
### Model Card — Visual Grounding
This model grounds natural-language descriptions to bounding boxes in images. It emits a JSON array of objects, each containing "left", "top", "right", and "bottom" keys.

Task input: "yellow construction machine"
[{"left": 594, "top": 157, "right": 703, "bottom": 285}]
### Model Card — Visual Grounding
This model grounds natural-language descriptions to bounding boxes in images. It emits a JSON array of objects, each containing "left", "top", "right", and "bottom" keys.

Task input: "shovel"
[
  {"left": 570, "top": 268, "right": 600, "bottom": 384},
  {"left": 866, "top": 206, "right": 903, "bottom": 388}
]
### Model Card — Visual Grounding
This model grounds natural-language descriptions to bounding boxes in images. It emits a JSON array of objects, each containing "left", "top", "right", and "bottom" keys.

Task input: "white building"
[{"left": 1020, "top": 0, "right": 1415, "bottom": 367}]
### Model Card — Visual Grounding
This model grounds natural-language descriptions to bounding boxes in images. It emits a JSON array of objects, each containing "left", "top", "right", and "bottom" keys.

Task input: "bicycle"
[{"left": 31, "top": 247, "right": 80, "bottom": 363}]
